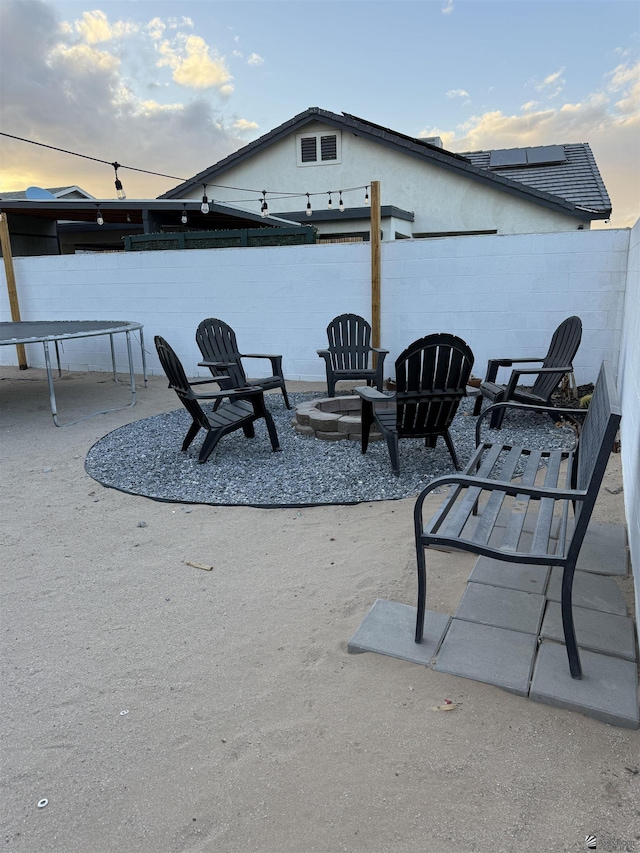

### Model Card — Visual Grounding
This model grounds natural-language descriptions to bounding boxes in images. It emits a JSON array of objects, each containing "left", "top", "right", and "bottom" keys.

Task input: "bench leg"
[
  {"left": 561, "top": 564, "right": 583, "bottom": 679},
  {"left": 415, "top": 543, "right": 427, "bottom": 643}
]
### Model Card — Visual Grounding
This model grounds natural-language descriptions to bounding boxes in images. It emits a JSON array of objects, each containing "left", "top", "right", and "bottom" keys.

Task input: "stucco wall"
[
  {"left": 1, "top": 229, "right": 628, "bottom": 389},
  {"left": 183, "top": 120, "right": 588, "bottom": 236},
  {"left": 618, "top": 218, "right": 639, "bottom": 617}
]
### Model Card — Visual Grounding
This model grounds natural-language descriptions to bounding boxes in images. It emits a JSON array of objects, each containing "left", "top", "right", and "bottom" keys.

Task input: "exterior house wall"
[
  {"left": 182, "top": 120, "right": 586, "bottom": 236},
  {"left": 619, "top": 218, "right": 639, "bottom": 619}
]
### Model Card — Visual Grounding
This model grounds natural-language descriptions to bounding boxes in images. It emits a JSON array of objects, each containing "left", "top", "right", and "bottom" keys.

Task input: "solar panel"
[
  {"left": 526, "top": 145, "right": 567, "bottom": 165},
  {"left": 489, "top": 145, "right": 567, "bottom": 169},
  {"left": 489, "top": 149, "right": 527, "bottom": 168}
]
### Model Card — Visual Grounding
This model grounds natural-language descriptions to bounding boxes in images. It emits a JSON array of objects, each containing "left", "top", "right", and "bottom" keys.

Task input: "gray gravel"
[{"left": 84, "top": 392, "right": 578, "bottom": 506}]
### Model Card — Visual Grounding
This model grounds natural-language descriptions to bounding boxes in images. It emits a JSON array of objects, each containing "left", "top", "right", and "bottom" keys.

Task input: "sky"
[{"left": 0, "top": 0, "right": 638, "bottom": 228}]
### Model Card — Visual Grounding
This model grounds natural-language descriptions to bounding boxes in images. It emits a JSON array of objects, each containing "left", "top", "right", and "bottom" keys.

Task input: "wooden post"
[
  {"left": 370, "top": 180, "right": 381, "bottom": 355},
  {"left": 0, "top": 213, "right": 27, "bottom": 368}
]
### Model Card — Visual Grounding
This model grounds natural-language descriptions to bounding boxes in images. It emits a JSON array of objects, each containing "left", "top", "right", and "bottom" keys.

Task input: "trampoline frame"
[{"left": 0, "top": 320, "right": 148, "bottom": 426}]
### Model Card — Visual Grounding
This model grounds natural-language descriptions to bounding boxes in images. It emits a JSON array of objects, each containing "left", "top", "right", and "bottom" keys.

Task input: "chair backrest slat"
[
  {"left": 327, "top": 313, "right": 372, "bottom": 370},
  {"left": 531, "top": 316, "right": 582, "bottom": 401},
  {"left": 196, "top": 318, "right": 248, "bottom": 387},
  {"left": 395, "top": 334, "right": 474, "bottom": 437},
  {"left": 155, "top": 336, "right": 210, "bottom": 430}
]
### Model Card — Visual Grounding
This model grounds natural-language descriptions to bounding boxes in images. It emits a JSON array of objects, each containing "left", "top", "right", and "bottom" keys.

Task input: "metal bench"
[{"left": 414, "top": 361, "right": 621, "bottom": 679}]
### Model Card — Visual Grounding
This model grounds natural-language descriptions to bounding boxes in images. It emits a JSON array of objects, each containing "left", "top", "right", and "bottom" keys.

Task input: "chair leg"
[
  {"left": 182, "top": 421, "right": 201, "bottom": 452},
  {"left": 280, "top": 383, "right": 291, "bottom": 410},
  {"left": 327, "top": 373, "right": 335, "bottom": 398},
  {"left": 360, "top": 399, "right": 374, "bottom": 454},
  {"left": 561, "top": 563, "right": 583, "bottom": 679},
  {"left": 385, "top": 432, "right": 400, "bottom": 476},
  {"left": 263, "top": 408, "right": 281, "bottom": 452},
  {"left": 473, "top": 394, "right": 483, "bottom": 416},
  {"left": 242, "top": 423, "right": 256, "bottom": 439},
  {"left": 198, "top": 428, "right": 222, "bottom": 463},
  {"left": 443, "top": 430, "right": 461, "bottom": 470},
  {"left": 415, "top": 542, "right": 427, "bottom": 643}
]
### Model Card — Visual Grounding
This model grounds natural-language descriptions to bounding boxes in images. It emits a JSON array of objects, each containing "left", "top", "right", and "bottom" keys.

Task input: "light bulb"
[
  {"left": 115, "top": 178, "right": 126, "bottom": 200},
  {"left": 306, "top": 194, "right": 312, "bottom": 217},
  {"left": 364, "top": 187, "right": 370, "bottom": 205},
  {"left": 181, "top": 207, "right": 188, "bottom": 225},
  {"left": 261, "top": 192, "right": 268, "bottom": 217},
  {"left": 201, "top": 194, "right": 210, "bottom": 215},
  {"left": 339, "top": 192, "right": 345, "bottom": 212},
  {"left": 96, "top": 209, "right": 104, "bottom": 226},
  {"left": 327, "top": 193, "right": 333, "bottom": 210}
]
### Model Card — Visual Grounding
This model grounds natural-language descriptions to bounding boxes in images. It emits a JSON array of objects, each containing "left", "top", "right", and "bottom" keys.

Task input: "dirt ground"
[{"left": 1, "top": 367, "right": 638, "bottom": 853}]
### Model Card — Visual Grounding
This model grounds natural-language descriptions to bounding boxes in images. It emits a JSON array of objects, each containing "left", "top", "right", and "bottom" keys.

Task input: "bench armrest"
[
  {"left": 414, "top": 472, "right": 587, "bottom": 520},
  {"left": 475, "top": 399, "right": 582, "bottom": 445}
]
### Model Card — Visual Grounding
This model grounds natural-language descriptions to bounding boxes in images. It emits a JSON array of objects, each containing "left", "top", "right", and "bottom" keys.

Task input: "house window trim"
[{"left": 296, "top": 131, "right": 341, "bottom": 167}]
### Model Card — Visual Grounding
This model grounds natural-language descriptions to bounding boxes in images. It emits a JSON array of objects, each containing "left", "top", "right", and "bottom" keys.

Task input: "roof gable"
[{"left": 159, "top": 107, "right": 610, "bottom": 219}]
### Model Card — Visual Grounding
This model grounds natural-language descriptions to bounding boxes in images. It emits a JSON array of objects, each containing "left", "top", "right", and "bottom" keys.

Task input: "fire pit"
[{"left": 293, "top": 395, "right": 394, "bottom": 441}]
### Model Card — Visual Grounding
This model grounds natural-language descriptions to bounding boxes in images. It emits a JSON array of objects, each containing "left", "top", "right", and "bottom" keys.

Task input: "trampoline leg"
[{"left": 43, "top": 340, "right": 61, "bottom": 427}]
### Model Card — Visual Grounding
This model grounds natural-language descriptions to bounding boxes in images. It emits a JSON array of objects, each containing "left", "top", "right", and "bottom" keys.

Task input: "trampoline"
[{"left": 0, "top": 320, "right": 147, "bottom": 426}]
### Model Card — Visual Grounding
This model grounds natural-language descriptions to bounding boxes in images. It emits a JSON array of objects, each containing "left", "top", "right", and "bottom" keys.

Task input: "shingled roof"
[
  {"left": 461, "top": 144, "right": 611, "bottom": 217},
  {"left": 159, "top": 108, "right": 610, "bottom": 221}
]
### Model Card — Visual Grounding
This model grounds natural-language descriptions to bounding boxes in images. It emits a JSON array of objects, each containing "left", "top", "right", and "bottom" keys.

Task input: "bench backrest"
[
  {"left": 572, "top": 360, "right": 621, "bottom": 534},
  {"left": 325, "top": 313, "right": 373, "bottom": 370},
  {"left": 395, "top": 334, "right": 474, "bottom": 437}
]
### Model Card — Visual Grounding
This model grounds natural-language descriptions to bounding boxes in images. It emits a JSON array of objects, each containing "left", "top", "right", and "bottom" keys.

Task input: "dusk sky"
[{"left": 0, "top": 0, "right": 638, "bottom": 227}]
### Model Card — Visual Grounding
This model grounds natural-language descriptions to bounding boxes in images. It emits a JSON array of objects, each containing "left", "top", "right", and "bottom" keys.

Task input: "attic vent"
[
  {"left": 321, "top": 135, "right": 337, "bottom": 161},
  {"left": 300, "top": 136, "right": 317, "bottom": 163},
  {"left": 297, "top": 131, "right": 341, "bottom": 166}
]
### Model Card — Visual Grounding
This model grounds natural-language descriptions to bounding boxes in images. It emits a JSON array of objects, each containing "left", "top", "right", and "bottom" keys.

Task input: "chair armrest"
[
  {"left": 188, "top": 384, "right": 262, "bottom": 402},
  {"left": 505, "top": 365, "right": 574, "bottom": 397},
  {"left": 475, "top": 399, "right": 583, "bottom": 445},
  {"left": 485, "top": 357, "right": 544, "bottom": 382},
  {"left": 198, "top": 359, "right": 235, "bottom": 370},
  {"left": 355, "top": 386, "right": 393, "bottom": 402},
  {"left": 372, "top": 347, "right": 389, "bottom": 355},
  {"left": 241, "top": 353, "right": 282, "bottom": 360}
]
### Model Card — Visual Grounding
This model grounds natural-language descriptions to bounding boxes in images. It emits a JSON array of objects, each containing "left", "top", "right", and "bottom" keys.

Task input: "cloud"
[
  {"left": 233, "top": 118, "right": 259, "bottom": 132},
  {"left": 535, "top": 67, "right": 565, "bottom": 98},
  {"left": 446, "top": 88, "right": 470, "bottom": 98},
  {"left": 421, "top": 60, "right": 639, "bottom": 227},
  {"left": 74, "top": 10, "right": 138, "bottom": 44},
  {"left": 0, "top": 1, "right": 248, "bottom": 198},
  {"left": 156, "top": 34, "right": 233, "bottom": 92},
  {"left": 442, "top": 0, "right": 454, "bottom": 14},
  {"left": 247, "top": 53, "right": 264, "bottom": 66}
]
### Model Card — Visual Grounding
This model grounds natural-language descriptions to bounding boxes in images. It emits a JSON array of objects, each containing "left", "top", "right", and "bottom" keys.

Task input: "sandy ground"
[{"left": 1, "top": 367, "right": 638, "bottom": 853}]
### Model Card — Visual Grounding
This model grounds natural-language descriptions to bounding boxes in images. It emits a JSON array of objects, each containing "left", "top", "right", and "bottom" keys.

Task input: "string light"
[
  {"left": 112, "top": 162, "right": 126, "bottom": 199},
  {"left": 327, "top": 192, "right": 333, "bottom": 210},
  {"left": 200, "top": 185, "right": 210, "bottom": 215},
  {"left": 96, "top": 206, "right": 104, "bottom": 226},
  {"left": 181, "top": 205, "right": 188, "bottom": 225},
  {"left": 364, "top": 186, "right": 370, "bottom": 205},
  {"left": 260, "top": 190, "right": 269, "bottom": 217},
  {"left": 339, "top": 191, "right": 345, "bottom": 212},
  {"left": 306, "top": 193, "right": 312, "bottom": 216}
]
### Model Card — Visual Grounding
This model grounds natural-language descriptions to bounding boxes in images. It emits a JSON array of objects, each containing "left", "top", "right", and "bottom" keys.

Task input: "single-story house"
[{"left": 160, "top": 107, "right": 612, "bottom": 241}]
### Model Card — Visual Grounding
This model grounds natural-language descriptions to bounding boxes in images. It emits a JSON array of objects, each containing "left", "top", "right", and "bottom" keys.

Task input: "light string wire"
[{"left": 1, "top": 131, "right": 370, "bottom": 203}]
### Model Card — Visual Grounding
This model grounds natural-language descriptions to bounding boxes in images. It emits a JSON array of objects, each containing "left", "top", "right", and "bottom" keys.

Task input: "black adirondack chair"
[
  {"left": 473, "top": 316, "right": 582, "bottom": 429},
  {"left": 196, "top": 318, "right": 290, "bottom": 409},
  {"left": 318, "top": 313, "right": 388, "bottom": 397},
  {"left": 154, "top": 336, "right": 280, "bottom": 463},
  {"left": 356, "top": 333, "right": 474, "bottom": 475}
]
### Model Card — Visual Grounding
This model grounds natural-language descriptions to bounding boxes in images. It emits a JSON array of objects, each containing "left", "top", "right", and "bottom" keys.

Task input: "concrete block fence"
[
  {"left": 0, "top": 228, "right": 630, "bottom": 389},
  {"left": 1, "top": 221, "right": 638, "bottom": 624}
]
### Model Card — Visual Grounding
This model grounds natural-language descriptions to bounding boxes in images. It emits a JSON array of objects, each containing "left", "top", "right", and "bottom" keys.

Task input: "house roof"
[
  {"left": 159, "top": 107, "right": 610, "bottom": 221},
  {"left": 0, "top": 197, "right": 302, "bottom": 229},
  {"left": 461, "top": 144, "right": 611, "bottom": 216},
  {"left": 1, "top": 186, "right": 95, "bottom": 200}
]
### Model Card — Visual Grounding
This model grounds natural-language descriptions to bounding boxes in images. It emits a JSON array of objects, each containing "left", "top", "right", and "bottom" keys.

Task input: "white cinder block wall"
[
  {"left": 618, "top": 219, "right": 639, "bottom": 619},
  {"left": 1, "top": 229, "right": 630, "bottom": 389}
]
